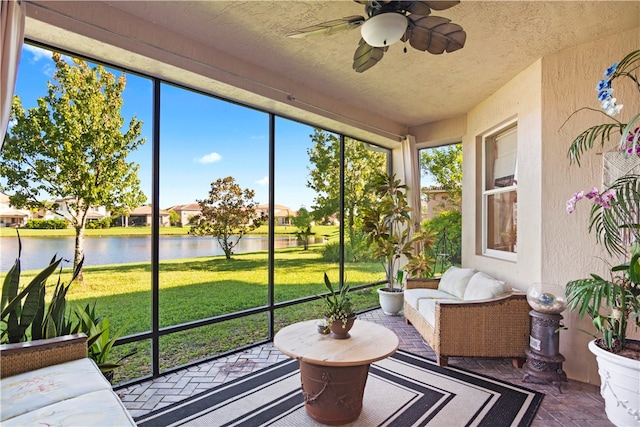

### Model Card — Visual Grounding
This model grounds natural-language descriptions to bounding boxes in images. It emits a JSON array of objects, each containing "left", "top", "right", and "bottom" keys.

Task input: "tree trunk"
[
  {"left": 219, "top": 236, "right": 233, "bottom": 260},
  {"left": 74, "top": 224, "right": 85, "bottom": 283},
  {"left": 347, "top": 206, "right": 356, "bottom": 241}
]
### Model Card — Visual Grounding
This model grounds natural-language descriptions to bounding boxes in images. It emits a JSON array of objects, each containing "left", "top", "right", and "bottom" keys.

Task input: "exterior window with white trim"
[{"left": 482, "top": 124, "right": 517, "bottom": 259}]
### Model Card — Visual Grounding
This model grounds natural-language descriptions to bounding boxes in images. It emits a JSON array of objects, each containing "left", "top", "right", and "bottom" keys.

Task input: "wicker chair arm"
[
  {"left": 435, "top": 290, "right": 524, "bottom": 306},
  {"left": 405, "top": 277, "right": 441, "bottom": 290},
  {"left": 0, "top": 334, "right": 88, "bottom": 378}
]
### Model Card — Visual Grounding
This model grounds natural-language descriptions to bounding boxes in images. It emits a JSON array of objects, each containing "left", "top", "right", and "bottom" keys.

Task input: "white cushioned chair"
[{"left": 404, "top": 267, "right": 530, "bottom": 367}]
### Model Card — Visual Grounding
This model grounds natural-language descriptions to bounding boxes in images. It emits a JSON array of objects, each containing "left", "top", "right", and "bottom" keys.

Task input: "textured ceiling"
[{"left": 26, "top": 1, "right": 640, "bottom": 139}]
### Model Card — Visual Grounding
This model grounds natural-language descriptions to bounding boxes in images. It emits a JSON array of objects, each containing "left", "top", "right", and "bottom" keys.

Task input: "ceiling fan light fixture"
[{"left": 360, "top": 13, "right": 408, "bottom": 47}]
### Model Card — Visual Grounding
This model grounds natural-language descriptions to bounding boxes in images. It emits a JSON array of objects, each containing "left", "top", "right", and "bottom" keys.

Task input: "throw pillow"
[
  {"left": 463, "top": 272, "right": 511, "bottom": 301},
  {"left": 437, "top": 266, "right": 476, "bottom": 299}
]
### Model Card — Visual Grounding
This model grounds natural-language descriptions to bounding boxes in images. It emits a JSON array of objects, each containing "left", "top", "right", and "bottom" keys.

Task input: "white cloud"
[
  {"left": 194, "top": 152, "right": 222, "bottom": 164},
  {"left": 257, "top": 176, "right": 269, "bottom": 186},
  {"left": 23, "top": 45, "right": 51, "bottom": 62}
]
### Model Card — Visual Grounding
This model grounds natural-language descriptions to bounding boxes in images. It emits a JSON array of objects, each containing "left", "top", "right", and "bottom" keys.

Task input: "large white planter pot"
[
  {"left": 377, "top": 288, "right": 404, "bottom": 316},
  {"left": 588, "top": 339, "right": 640, "bottom": 426}
]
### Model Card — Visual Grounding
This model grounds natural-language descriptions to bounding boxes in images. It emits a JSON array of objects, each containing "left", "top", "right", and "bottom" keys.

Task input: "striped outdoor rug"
[{"left": 135, "top": 350, "right": 543, "bottom": 426}]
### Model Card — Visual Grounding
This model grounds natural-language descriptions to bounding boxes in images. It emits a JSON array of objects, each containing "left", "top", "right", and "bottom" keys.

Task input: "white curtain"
[
  {"left": 1, "top": 0, "right": 25, "bottom": 149},
  {"left": 401, "top": 135, "right": 421, "bottom": 231}
]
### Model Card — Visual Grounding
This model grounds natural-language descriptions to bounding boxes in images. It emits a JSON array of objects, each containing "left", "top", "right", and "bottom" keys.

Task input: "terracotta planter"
[
  {"left": 588, "top": 339, "right": 640, "bottom": 426},
  {"left": 377, "top": 288, "right": 404, "bottom": 316},
  {"left": 299, "top": 361, "right": 369, "bottom": 425},
  {"left": 328, "top": 317, "right": 355, "bottom": 339}
]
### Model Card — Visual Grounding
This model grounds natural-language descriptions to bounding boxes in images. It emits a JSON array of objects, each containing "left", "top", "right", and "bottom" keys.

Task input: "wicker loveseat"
[
  {"left": 404, "top": 266, "right": 530, "bottom": 367},
  {"left": 0, "top": 334, "right": 135, "bottom": 426}
]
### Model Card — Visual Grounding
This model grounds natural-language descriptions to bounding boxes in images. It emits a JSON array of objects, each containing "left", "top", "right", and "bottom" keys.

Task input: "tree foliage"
[
  {"left": 306, "top": 129, "right": 386, "bottom": 238},
  {"left": 189, "top": 176, "right": 259, "bottom": 260},
  {"left": 168, "top": 210, "right": 180, "bottom": 226},
  {"left": 425, "top": 210, "right": 462, "bottom": 266},
  {"left": 292, "top": 206, "right": 313, "bottom": 250},
  {"left": 420, "top": 144, "right": 462, "bottom": 207},
  {"left": 1, "top": 52, "right": 146, "bottom": 281}
]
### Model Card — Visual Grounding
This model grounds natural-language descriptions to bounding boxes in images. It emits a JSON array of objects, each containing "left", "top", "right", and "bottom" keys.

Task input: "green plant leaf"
[
  {"left": 1, "top": 257, "right": 61, "bottom": 320},
  {"left": 568, "top": 121, "right": 623, "bottom": 166},
  {"left": 1, "top": 259, "right": 20, "bottom": 312}
]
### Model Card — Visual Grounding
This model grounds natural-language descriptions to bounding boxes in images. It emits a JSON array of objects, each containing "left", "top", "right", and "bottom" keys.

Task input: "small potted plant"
[
  {"left": 321, "top": 273, "right": 356, "bottom": 339},
  {"left": 361, "top": 171, "right": 436, "bottom": 315}
]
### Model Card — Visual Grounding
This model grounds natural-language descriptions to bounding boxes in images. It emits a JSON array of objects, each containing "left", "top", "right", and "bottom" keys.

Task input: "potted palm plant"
[
  {"left": 321, "top": 273, "right": 356, "bottom": 339},
  {"left": 361, "top": 171, "right": 436, "bottom": 315},
  {"left": 564, "top": 49, "right": 640, "bottom": 427}
]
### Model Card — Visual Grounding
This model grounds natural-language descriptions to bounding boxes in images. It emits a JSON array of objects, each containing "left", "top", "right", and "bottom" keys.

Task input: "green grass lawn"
[{"left": 2, "top": 241, "right": 384, "bottom": 383}]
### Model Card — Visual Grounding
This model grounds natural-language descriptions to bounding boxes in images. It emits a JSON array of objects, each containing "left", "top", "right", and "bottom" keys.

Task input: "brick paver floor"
[{"left": 118, "top": 309, "right": 612, "bottom": 426}]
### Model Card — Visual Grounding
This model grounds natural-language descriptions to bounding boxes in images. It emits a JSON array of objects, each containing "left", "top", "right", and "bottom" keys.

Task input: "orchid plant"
[{"left": 564, "top": 50, "right": 640, "bottom": 355}]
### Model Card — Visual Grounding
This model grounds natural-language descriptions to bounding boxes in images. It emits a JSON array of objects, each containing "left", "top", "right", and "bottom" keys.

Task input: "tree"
[
  {"left": 168, "top": 210, "right": 180, "bottom": 226},
  {"left": 292, "top": 206, "right": 313, "bottom": 250},
  {"left": 189, "top": 176, "right": 259, "bottom": 260},
  {"left": 1, "top": 53, "right": 146, "bottom": 282},
  {"left": 425, "top": 210, "right": 462, "bottom": 266},
  {"left": 306, "top": 129, "right": 386, "bottom": 239},
  {"left": 420, "top": 144, "right": 462, "bottom": 208},
  {"left": 420, "top": 144, "right": 462, "bottom": 266}
]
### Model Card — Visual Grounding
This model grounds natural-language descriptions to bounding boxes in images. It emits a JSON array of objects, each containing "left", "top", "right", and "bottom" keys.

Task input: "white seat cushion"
[
  {"left": 0, "top": 358, "right": 111, "bottom": 422},
  {"left": 405, "top": 288, "right": 459, "bottom": 310},
  {"left": 1, "top": 389, "right": 136, "bottom": 426},
  {"left": 418, "top": 299, "right": 438, "bottom": 327},
  {"left": 463, "top": 272, "right": 511, "bottom": 301},
  {"left": 437, "top": 266, "right": 476, "bottom": 299}
]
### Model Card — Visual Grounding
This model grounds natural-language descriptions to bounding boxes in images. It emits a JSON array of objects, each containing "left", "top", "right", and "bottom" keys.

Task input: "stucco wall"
[
  {"left": 461, "top": 59, "right": 543, "bottom": 289},
  {"left": 459, "top": 27, "right": 639, "bottom": 384},
  {"left": 540, "top": 27, "right": 640, "bottom": 383}
]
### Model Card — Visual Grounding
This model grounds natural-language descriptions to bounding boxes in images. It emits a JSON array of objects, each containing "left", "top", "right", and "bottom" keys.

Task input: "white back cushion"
[
  {"left": 437, "top": 266, "right": 476, "bottom": 299},
  {"left": 463, "top": 272, "right": 511, "bottom": 301}
]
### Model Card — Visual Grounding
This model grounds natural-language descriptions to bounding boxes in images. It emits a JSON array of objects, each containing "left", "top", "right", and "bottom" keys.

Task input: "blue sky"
[{"left": 12, "top": 44, "right": 321, "bottom": 210}]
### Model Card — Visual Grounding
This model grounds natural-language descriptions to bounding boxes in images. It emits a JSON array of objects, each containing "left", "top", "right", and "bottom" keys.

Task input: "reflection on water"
[{"left": 0, "top": 235, "right": 310, "bottom": 272}]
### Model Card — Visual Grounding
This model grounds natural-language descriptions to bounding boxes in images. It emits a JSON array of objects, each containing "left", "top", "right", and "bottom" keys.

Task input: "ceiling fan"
[{"left": 286, "top": 1, "right": 466, "bottom": 73}]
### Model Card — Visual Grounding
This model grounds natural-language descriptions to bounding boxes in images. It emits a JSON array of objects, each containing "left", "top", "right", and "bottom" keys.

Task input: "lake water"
[{"left": 0, "top": 235, "right": 307, "bottom": 272}]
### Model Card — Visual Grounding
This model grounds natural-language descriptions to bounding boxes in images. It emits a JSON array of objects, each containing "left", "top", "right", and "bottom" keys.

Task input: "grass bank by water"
[
  {"left": 1, "top": 242, "right": 383, "bottom": 383},
  {"left": 0, "top": 224, "right": 339, "bottom": 238}
]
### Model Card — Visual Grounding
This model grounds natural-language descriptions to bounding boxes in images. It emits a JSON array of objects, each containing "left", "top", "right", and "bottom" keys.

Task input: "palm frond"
[
  {"left": 588, "top": 174, "right": 640, "bottom": 256},
  {"left": 613, "top": 50, "right": 640, "bottom": 80},
  {"left": 568, "top": 121, "right": 623, "bottom": 166}
]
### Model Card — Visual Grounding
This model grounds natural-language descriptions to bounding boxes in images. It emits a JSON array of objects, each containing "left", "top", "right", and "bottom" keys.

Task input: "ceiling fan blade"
[
  {"left": 353, "top": 39, "right": 388, "bottom": 73},
  {"left": 353, "top": 0, "right": 393, "bottom": 6},
  {"left": 408, "top": 16, "right": 466, "bottom": 54},
  {"left": 402, "top": 1, "right": 432, "bottom": 16},
  {"left": 286, "top": 16, "right": 365, "bottom": 38},
  {"left": 420, "top": 1, "right": 460, "bottom": 11}
]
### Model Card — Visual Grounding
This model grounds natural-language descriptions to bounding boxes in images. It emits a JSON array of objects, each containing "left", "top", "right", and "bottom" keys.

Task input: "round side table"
[{"left": 274, "top": 319, "right": 398, "bottom": 425}]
